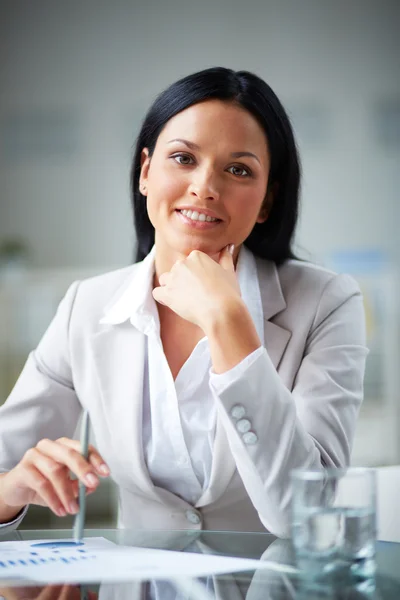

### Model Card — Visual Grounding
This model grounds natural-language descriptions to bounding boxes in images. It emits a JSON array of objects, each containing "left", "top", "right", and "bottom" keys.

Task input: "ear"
[
  {"left": 139, "top": 148, "right": 151, "bottom": 195},
  {"left": 256, "top": 182, "right": 278, "bottom": 223}
]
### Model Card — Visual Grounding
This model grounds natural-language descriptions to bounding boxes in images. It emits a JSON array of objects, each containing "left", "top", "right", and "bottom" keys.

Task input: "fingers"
[
  {"left": 36, "top": 439, "right": 100, "bottom": 489},
  {"left": 1, "top": 585, "right": 47, "bottom": 600},
  {"left": 158, "top": 271, "right": 170, "bottom": 286},
  {"left": 152, "top": 286, "right": 167, "bottom": 305},
  {"left": 58, "top": 584, "right": 82, "bottom": 600},
  {"left": 218, "top": 244, "right": 235, "bottom": 271},
  {"left": 27, "top": 449, "right": 81, "bottom": 516},
  {"left": 26, "top": 438, "right": 109, "bottom": 516},
  {"left": 56, "top": 586, "right": 97, "bottom": 600},
  {"left": 154, "top": 261, "right": 183, "bottom": 305},
  {"left": 19, "top": 460, "right": 69, "bottom": 517},
  {"left": 36, "top": 585, "right": 65, "bottom": 600},
  {"left": 56, "top": 438, "right": 110, "bottom": 478},
  {"left": 171, "top": 257, "right": 184, "bottom": 270},
  {"left": 159, "top": 258, "right": 184, "bottom": 286},
  {"left": 4, "top": 434, "right": 109, "bottom": 519}
]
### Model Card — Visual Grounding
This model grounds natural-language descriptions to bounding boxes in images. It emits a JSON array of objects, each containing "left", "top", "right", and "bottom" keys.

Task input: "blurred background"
[{"left": 0, "top": 0, "right": 399, "bottom": 527}]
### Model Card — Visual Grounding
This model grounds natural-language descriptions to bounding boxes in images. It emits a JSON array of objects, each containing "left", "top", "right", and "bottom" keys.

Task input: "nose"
[{"left": 188, "top": 168, "right": 220, "bottom": 202}]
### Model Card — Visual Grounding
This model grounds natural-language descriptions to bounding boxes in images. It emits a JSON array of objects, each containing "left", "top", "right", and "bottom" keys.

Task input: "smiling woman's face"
[{"left": 140, "top": 99, "right": 271, "bottom": 264}]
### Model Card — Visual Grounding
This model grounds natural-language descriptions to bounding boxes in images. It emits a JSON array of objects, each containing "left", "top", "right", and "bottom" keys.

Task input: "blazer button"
[
  {"left": 230, "top": 404, "right": 246, "bottom": 420},
  {"left": 236, "top": 418, "right": 251, "bottom": 433},
  {"left": 185, "top": 510, "right": 201, "bottom": 525},
  {"left": 242, "top": 431, "right": 258, "bottom": 445}
]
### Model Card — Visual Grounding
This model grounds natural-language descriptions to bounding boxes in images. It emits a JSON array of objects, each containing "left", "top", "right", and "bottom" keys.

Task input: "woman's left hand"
[{"left": 152, "top": 245, "right": 243, "bottom": 331}]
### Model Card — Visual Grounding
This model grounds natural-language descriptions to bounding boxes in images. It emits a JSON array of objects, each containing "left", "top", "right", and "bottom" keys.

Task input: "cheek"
[
  {"left": 148, "top": 165, "right": 185, "bottom": 202},
  {"left": 146, "top": 171, "right": 185, "bottom": 227},
  {"left": 229, "top": 189, "right": 265, "bottom": 224}
]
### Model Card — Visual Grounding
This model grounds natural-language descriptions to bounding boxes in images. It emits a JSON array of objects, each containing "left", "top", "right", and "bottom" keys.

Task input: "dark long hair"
[{"left": 130, "top": 67, "right": 301, "bottom": 264}]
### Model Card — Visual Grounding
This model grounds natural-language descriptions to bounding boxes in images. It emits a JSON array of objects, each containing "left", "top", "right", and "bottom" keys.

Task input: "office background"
[{"left": 0, "top": 0, "right": 399, "bottom": 527}]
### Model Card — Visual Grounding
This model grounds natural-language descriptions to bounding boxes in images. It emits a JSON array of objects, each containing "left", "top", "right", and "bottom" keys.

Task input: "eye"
[
  {"left": 171, "top": 153, "right": 194, "bottom": 165},
  {"left": 228, "top": 165, "right": 251, "bottom": 177}
]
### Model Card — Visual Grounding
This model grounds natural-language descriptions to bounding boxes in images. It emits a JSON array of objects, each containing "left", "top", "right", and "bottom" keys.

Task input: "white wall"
[{"left": 0, "top": 0, "right": 399, "bottom": 268}]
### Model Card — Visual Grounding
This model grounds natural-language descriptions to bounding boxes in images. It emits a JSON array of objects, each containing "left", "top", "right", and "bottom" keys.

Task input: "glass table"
[{"left": 0, "top": 529, "right": 399, "bottom": 599}]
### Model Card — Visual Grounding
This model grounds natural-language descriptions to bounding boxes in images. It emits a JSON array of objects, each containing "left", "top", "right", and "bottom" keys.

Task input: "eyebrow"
[{"left": 167, "top": 138, "right": 261, "bottom": 165}]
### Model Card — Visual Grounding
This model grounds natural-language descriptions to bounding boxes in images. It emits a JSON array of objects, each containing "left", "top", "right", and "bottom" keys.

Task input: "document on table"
[{"left": 0, "top": 537, "right": 297, "bottom": 584}]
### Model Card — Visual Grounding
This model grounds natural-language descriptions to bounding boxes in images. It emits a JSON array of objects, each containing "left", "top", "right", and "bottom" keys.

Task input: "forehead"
[{"left": 157, "top": 99, "right": 269, "bottom": 155}]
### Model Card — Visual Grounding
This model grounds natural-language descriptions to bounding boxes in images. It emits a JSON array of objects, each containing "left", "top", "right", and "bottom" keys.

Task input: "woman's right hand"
[{"left": 0, "top": 437, "right": 110, "bottom": 518}]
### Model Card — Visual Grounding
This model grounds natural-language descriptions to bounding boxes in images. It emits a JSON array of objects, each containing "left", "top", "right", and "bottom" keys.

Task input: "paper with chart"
[{"left": 0, "top": 537, "right": 297, "bottom": 584}]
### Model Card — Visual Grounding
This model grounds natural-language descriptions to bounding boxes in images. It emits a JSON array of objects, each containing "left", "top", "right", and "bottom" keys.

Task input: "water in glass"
[{"left": 293, "top": 505, "right": 376, "bottom": 578}]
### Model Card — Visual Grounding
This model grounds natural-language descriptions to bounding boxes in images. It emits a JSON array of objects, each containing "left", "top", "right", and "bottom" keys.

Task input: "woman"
[{"left": 0, "top": 67, "right": 367, "bottom": 537}]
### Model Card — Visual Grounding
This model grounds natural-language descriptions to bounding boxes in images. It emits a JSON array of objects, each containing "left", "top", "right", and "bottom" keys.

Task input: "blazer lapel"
[
  {"left": 91, "top": 322, "right": 158, "bottom": 499},
  {"left": 196, "top": 415, "right": 235, "bottom": 507},
  {"left": 255, "top": 257, "right": 292, "bottom": 370},
  {"left": 198, "top": 257, "right": 292, "bottom": 508}
]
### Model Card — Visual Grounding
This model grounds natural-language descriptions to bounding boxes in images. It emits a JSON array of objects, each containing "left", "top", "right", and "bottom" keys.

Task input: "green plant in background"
[
  {"left": 0, "top": 238, "right": 30, "bottom": 262},
  {"left": 0, "top": 238, "right": 31, "bottom": 272}
]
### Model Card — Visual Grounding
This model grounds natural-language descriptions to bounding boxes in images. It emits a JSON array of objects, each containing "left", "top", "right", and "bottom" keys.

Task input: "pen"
[
  {"left": 73, "top": 409, "right": 90, "bottom": 543},
  {"left": 80, "top": 585, "right": 89, "bottom": 600}
]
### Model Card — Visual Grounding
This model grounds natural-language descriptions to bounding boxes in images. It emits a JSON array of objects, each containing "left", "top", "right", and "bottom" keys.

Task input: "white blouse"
[{"left": 120, "top": 245, "right": 264, "bottom": 504}]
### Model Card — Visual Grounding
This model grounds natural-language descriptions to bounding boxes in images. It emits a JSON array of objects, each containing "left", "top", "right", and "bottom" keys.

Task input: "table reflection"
[
  {"left": 0, "top": 584, "right": 97, "bottom": 600},
  {"left": 2, "top": 537, "right": 395, "bottom": 600},
  {"left": 1, "top": 531, "right": 399, "bottom": 599}
]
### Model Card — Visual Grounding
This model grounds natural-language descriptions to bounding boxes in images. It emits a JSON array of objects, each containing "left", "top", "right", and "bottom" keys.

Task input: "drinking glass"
[{"left": 291, "top": 468, "right": 377, "bottom": 581}]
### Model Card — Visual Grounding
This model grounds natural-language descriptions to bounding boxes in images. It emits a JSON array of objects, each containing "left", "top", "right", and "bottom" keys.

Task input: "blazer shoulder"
[
  {"left": 277, "top": 259, "right": 361, "bottom": 300},
  {"left": 273, "top": 259, "right": 364, "bottom": 333},
  {"left": 67, "top": 263, "right": 141, "bottom": 326}
]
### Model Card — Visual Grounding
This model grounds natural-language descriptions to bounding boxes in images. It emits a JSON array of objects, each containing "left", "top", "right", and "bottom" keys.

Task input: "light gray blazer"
[{"left": 0, "top": 256, "right": 368, "bottom": 536}]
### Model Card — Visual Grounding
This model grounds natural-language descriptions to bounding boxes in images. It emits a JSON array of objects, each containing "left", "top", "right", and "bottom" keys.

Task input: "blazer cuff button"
[
  {"left": 242, "top": 431, "right": 258, "bottom": 445},
  {"left": 236, "top": 418, "right": 251, "bottom": 433},
  {"left": 230, "top": 404, "right": 246, "bottom": 420}
]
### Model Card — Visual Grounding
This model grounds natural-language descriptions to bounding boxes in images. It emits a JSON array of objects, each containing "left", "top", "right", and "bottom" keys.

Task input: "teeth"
[{"left": 180, "top": 209, "right": 218, "bottom": 222}]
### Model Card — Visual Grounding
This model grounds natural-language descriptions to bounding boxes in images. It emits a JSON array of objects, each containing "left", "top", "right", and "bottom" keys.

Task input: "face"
[{"left": 140, "top": 99, "right": 272, "bottom": 264}]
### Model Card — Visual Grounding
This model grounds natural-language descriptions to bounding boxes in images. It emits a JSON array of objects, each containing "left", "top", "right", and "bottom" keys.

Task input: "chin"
[{"left": 182, "top": 241, "right": 223, "bottom": 257}]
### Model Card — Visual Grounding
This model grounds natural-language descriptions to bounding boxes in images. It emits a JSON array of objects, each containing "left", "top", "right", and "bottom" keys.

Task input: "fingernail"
[
  {"left": 99, "top": 464, "right": 110, "bottom": 476},
  {"left": 228, "top": 244, "right": 235, "bottom": 255},
  {"left": 69, "top": 500, "right": 79, "bottom": 514},
  {"left": 58, "top": 507, "right": 67, "bottom": 517},
  {"left": 85, "top": 473, "right": 98, "bottom": 487}
]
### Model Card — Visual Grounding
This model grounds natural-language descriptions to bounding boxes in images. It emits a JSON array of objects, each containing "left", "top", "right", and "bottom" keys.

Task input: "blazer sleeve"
[
  {"left": 0, "top": 281, "right": 82, "bottom": 531},
  {"left": 209, "top": 273, "right": 368, "bottom": 538}
]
